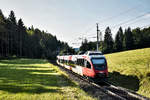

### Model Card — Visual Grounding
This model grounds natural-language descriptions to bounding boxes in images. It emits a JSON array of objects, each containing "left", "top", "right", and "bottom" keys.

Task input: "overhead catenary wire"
[
  {"left": 75, "top": 3, "right": 142, "bottom": 39},
  {"left": 87, "top": 11, "right": 150, "bottom": 38},
  {"left": 140, "top": 24, "right": 150, "bottom": 29},
  {"left": 72, "top": 1, "right": 147, "bottom": 47},
  {"left": 109, "top": 11, "right": 150, "bottom": 30},
  {"left": 121, "top": 15, "right": 150, "bottom": 27}
]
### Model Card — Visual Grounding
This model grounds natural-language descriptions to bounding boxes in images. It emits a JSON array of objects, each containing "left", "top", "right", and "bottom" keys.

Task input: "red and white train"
[{"left": 57, "top": 51, "right": 108, "bottom": 81}]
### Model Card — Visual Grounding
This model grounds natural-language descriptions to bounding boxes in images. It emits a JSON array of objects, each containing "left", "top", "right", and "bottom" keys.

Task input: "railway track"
[
  {"left": 54, "top": 62, "right": 150, "bottom": 100},
  {"left": 102, "top": 82, "right": 149, "bottom": 100}
]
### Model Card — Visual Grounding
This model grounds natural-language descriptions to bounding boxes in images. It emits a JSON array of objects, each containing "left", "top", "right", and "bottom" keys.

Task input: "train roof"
[
  {"left": 84, "top": 51, "right": 102, "bottom": 55},
  {"left": 57, "top": 51, "right": 105, "bottom": 60}
]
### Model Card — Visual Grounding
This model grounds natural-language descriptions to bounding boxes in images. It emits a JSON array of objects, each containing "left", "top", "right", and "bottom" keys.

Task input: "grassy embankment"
[
  {"left": 105, "top": 48, "right": 150, "bottom": 97},
  {"left": 0, "top": 58, "right": 95, "bottom": 100}
]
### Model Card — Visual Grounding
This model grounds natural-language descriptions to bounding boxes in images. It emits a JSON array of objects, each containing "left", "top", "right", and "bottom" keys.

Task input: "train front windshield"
[{"left": 91, "top": 58, "right": 106, "bottom": 70}]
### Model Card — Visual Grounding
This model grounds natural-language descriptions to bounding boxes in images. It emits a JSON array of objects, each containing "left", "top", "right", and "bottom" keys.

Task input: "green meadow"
[
  {"left": 0, "top": 58, "right": 95, "bottom": 100},
  {"left": 105, "top": 48, "right": 150, "bottom": 98},
  {"left": 1, "top": 48, "right": 150, "bottom": 99}
]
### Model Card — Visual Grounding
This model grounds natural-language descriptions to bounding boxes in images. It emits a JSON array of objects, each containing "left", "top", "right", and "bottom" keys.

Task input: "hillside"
[
  {"left": 105, "top": 48, "right": 150, "bottom": 97},
  {"left": 0, "top": 58, "right": 95, "bottom": 100}
]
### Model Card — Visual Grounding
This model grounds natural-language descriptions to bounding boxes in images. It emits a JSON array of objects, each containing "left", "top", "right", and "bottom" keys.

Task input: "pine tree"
[
  {"left": 114, "top": 27, "right": 123, "bottom": 51},
  {"left": 8, "top": 10, "right": 17, "bottom": 56},
  {"left": 103, "top": 27, "right": 114, "bottom": 53},
  {"left": 80, "top": 38, "right": 88, "bottom": 52},
  {"left": 0, "top": 10, "right": 6, "bottom": 30},
  {"left": 123, "top": 27, "right": 133, "bottom": 50},
  {"left": 0, "top": 9, "right": 6, "bottom": 57},
  {"left": 132, "top": 28, "right": 143, "bottom": 49},
  {"left": 17, "top": 19, "right": 26, "bottom": 57},
  {"left": 141, "top": 27, "right": 150, "bottom": 47}
]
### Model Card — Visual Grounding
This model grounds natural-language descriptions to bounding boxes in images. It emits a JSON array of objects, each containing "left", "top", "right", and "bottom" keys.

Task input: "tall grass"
[
  {"left": 105, "top": 48, "right": 150, "bottom": 97},
  {"left": 0, "top": 58, "right": 95, "bottom": 100}
]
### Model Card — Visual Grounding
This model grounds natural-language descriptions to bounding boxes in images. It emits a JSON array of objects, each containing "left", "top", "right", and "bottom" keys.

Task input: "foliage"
[
  {"left": 80, "top": 39, "right": 96, "bottom": 52},
  {"left": 79, "top": 25, "right": 150, "bottom": 54},
  {"left": 114, "top": 27, "right": 123, "bottom": 52},
  {"left": 123, "top": 27, "right": 134, "bottom": 50},
  {"left": 132, "top": 27, "right": 143, "bottom": 49},
  {"left": 103, "top": 27, "right": 114, "bottom": 53},
  {"left": 0, "top": 10, "right": 73, "bottom": 59},
  {"left": 141, "top": 27, "right": 150, "bottom": 47}
]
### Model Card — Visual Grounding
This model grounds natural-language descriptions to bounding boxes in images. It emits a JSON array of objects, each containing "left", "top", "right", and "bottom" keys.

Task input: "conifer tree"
[
  {"left": 123, "top": 27, "right": 133, "bottom": 50},
  {"left": 0, "top": 9, "right": 6, "bottom": 56},
  {"left": 8, "top": 10, "right": 17, "bottom": 55},
  {"left": 103, "top": 27, "right": 114, "bottom": 53},
  {"left": 114, "top": 27, "right": 123, "bottom": 51},
  {"left": 17, "top": 19, "right": 27, "bottom": 57},
  {"left": 132, "top": 28, "right": 143, "bottom": 49}
]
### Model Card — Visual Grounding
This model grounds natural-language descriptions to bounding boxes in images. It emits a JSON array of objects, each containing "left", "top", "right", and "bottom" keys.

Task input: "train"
[{"left": 57, "top": 51, "right": 108, "bottom": 82}]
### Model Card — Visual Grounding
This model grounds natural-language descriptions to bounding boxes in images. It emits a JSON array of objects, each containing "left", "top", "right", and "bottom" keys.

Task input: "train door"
[
  {"left": 73, "top": 58, "right": 83, "bottom": 75},
  {"left": 83, "top": 59, "right": 95, "bottom": 78}
]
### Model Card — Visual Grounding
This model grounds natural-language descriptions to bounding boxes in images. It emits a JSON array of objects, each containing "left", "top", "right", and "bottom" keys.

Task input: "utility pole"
[{"left": 96, "top": 23, "right": 99, "bottom": 51}]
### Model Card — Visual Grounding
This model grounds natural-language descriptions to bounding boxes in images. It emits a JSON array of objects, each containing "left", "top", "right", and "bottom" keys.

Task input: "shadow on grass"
[
  {"left": 0, "top": 58, "right": 47, "bottom": 65},
  {"left": 0, "top": 60, "right": 76, "bottom": 94},
  {"left": 108, "top": 71, "right": 139, "bottom": 91},
  {"left": 0, "top": 84, "right": 61, "bottom": 94}
]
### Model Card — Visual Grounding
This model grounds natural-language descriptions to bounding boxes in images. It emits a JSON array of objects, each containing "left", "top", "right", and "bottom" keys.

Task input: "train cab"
[
  {"left": 84, "top": 51, "right": 108, "bottom": 81},
  {"left": 90, "top": 55, "right": 108, "bottom": 79}
]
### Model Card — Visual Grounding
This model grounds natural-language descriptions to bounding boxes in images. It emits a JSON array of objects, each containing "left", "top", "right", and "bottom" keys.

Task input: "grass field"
[
  {"left": 105, "top": 48, "right": 150, "bottom": 98},
  {"left": 0, "top": 58, "right": 95, "bottom": 100}
]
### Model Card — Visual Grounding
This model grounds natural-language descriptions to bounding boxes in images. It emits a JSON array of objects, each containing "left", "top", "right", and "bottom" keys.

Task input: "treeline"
[
  {"left": 80, "top": 26, "right": 150, "bottom": 53},
  {"left": 0, "top": 10, "right": 73, "bottom": 59}
]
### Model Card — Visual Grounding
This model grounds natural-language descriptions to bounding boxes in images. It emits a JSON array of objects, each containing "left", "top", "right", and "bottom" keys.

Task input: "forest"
[
  {"left": 0, "top": 10, "right": 74, "bottom": 59},
  {"left": 1, "top": 9, "right": 150, "bottom": 59},
  {"left": 80, "top": 26, "right": 150, "bottom": 53}
]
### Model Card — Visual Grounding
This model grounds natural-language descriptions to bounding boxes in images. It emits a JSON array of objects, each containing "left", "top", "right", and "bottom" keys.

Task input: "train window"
[
  {"left": 60, "top": 59, "right": 63, "bottom": 63},
  {"left": 77, "top": 59, "right": 79, "bottom": 65},
  {"left": 63, "top": 60, "right": 65, "bottom": 64},
  {"left": 77, "top": 59, "right": 84, "bottom": 67},
  {"left": 84, "top": 60, "right": 91, "bottom": 68},
  {"left": 89, "top": 53, "right": 102, "bottom": 55},
  {"left": 77, "top": 59, "right": 80, "bottom": 66},
  {"left": 66, "top": 60, "right": 69, "bottom": 65},
  {"left": 68, "top": 60, "right": 76, "bottom": 67},
  {"left": 87, "top": 61, "right": 91, "bottom": 68},
  {"left": 81, "top": 59, "right": 84, "bottom": 66},
  {"left": 91, "top": 58, "right": 106, "bottom": 70}
]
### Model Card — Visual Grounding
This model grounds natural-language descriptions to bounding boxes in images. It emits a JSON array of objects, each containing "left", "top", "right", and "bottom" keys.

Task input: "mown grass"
[
  {"left": 0, "top": 58, "right": 95, "bottom": 100},
  {"left": 105, "top": 48, "right": 150, "bottom": 98}
]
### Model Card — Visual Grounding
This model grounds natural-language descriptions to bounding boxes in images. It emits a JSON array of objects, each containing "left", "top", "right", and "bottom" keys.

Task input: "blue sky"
[{"left": 0, "top": 0, "right": 150, "bottom": 47}]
